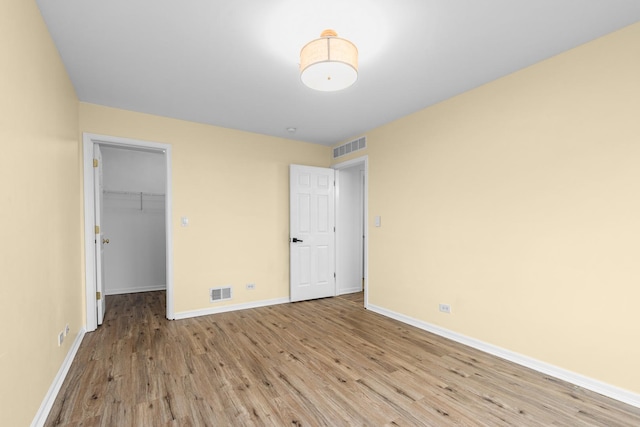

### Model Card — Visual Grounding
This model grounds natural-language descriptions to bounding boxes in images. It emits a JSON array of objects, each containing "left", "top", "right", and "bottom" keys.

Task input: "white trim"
[
  {"left": 333, "top": 155, "right": 369, "bottom": 309},
  {"left": 31, "top": 328, "right": 86, "bottom": 427},
  {"left": 174, "top": 297, "right": 290, "bottom": 320},
  {"left": 334, "top": 167, "right": 340, "bottom": 298},
  {"left": 337, "top": 287, "right": 363, "bottom": 295},
  {"left": 367, "top": 304, "right": 640, "bottom": 409},
  {"left": 83, "top": 133, "right": 174, "bottom": 331},
  {"left": 105, "top": 285, "right": 167, "bottom": 296}
]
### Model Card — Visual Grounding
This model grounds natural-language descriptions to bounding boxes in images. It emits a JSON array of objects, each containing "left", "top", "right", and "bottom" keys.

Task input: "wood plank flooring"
[{"left": 45, "top": 291, "right": 640, "bottom": 426}]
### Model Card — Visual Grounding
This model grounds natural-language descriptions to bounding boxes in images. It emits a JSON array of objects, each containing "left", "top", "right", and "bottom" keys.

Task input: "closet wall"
[{"left": 101, "top": 146, "right": 166, "bottom": 295}]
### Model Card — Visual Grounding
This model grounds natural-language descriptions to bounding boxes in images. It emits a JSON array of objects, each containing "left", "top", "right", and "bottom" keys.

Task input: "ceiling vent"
[
  {"left": 333, "top": 136, "right": 366, "bottom": 159},
  {"left": 210, "top": 286, "right": 232, "bottom": 302}
]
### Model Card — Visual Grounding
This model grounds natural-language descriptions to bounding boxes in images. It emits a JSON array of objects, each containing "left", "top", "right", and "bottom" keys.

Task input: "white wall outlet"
[
  {"left": 64, "top": 323, "right": 70, "bottom": 336},
  {"left": 181, "top": 216, "right": 189, "bottom": 227},
  {"left": 246, "top": 283, "right": 256, "bottom": 290},
  {"left": 439, "top": 303, "right": 451, "bottom": 314},
  {"left": 58, "top": 331, "right": 64, "bottom": 346}
]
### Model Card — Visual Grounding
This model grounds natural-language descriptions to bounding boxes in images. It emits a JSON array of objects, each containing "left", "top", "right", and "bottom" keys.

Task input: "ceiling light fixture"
[{"left": 300, "top": 29, "right": 358, "bottom": 92}]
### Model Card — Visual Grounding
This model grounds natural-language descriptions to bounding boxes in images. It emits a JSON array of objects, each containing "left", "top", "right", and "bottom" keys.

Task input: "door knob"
[
  {"left": 102, "top": 238, "right": 110, "bottom": 244},
  {"left": 292, "top": 237, "right": 303, "bottom": 243}
]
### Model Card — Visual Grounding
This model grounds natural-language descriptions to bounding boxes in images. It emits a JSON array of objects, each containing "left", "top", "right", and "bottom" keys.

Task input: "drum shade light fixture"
[{"left": 300, "top": 29, "right": 358, "bottom": 92}]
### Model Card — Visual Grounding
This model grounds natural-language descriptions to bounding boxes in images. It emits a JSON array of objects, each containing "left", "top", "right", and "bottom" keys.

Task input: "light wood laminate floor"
[{"left": 46, "top": 291, "right": 640, "bottom": 426}]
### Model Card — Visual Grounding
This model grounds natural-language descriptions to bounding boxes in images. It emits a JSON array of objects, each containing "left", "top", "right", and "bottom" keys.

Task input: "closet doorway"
[
  {"left": 101, "top": 146, "right": 166, "bottom": 296},
  {"left": 83, "top": 133, "right": 174, "bottom": 331},
  {"left": 334, "top": 155, "right": 368, "bottom": 307}
]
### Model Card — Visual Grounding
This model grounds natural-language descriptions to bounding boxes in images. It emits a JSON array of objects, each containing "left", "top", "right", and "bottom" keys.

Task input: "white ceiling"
[{"left": 36, "top": 1, "right": 640, "bottom": 146}]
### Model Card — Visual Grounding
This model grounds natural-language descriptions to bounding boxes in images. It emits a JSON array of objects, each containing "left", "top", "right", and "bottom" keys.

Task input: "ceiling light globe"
[
  {"left": 301, "top": 61, "right": 358, "bottom": 92},
  {"left": 300, "top": 30, "right": 358, "bottom": 92}
]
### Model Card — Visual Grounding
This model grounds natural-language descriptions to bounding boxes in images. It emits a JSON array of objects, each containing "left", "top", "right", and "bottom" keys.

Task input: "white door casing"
[
  {"left": 93, "top": 144, "right": 106, "bottom": 325},
  {"left": 361, "top": 169, "right": 366, "bottom": 280},
  {"left": 290, "top": 165, "right": 336, "bottom": 302},
  {"left": 83, "top": 133, "right": 173, "bottom": 332}
]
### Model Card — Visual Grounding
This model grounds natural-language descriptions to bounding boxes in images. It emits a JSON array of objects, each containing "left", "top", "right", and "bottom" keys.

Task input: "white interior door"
[
  {"left": 290, "top": 165, "right": 335, "bottom": 302},
  {"left": 94, "top": 144, "right": 106, "bottom": 325}
]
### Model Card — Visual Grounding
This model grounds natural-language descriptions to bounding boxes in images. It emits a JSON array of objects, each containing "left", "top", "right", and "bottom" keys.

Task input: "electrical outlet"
[
  {"left": 246, "top": 283, "right": 256, "bottom": 290},
  {"left": 65, "top": 324, "right": 70, "bottom": 336},
  {"left": 439, "top": 303, "right": 451, "bottom": 314},
  {"left": 58, "top": 332, "right": 64, "bottom": 346}
]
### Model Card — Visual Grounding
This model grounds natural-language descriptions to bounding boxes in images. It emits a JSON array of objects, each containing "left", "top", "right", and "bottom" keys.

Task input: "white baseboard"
[
  {"left": 31, "top": 328, "right": 86, "bottom": 427},
  {"left": 338, "top": 287, "right": 363, "bottom": 295},
  {"left": 367, "top": 304, "right": 640, "bottom": 409},
  {"left": 106, "top": 284, "right": 166, "bottom": 295},
  {"left": 174, "top": 297, "right": 290, "bottom": 320}
]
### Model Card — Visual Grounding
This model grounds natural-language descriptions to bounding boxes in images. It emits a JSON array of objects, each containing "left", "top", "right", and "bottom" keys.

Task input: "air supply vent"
[
  {"left": 333, "top": 136, "right": 366, "bottom": 159},
  {"left": 210, "top": 286, "right": 232, "bottom": 302}
]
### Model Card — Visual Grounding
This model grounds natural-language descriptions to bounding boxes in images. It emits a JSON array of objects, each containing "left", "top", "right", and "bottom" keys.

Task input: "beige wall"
[
  {"left": 365, "top": 23, "right": 640, "bottom": 393},
  {"left": 0, "top": 1, "right": 82, "bottom": 426},
  {"left": 79, "top": 104, "right": 331, "bottom": 313},
  {"left": 3, "top": 2, "right": 638, "bottom": 423}
]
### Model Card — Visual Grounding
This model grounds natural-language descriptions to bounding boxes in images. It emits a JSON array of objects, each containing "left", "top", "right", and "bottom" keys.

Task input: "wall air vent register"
[
  {"left": 333, "top": 136, "right": 366, "bottom": 159},
  {"left": 210, "top": 286, "right": 232, "bottom": 302}
]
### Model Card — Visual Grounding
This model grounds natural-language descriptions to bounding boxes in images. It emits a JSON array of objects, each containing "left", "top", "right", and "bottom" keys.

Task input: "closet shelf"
[{"left": 103, "top": 190, "right": 165, "bottom": 211}]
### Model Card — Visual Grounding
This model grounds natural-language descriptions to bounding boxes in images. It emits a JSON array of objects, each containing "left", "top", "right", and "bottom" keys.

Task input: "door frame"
[
  {"left": 82, "top": 133, "right": 174, "bottom": 331},
  {"left": 334, "top": 155, "right": 369, "bottom": 308}
]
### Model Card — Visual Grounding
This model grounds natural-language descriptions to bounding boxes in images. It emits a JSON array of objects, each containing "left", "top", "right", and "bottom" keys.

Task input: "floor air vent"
[
  {"left": 210, "top": 286, "right": 232, "bottom": 302},
  {"left": 333, "top": 136, "right": 366, "bottom": 159}
]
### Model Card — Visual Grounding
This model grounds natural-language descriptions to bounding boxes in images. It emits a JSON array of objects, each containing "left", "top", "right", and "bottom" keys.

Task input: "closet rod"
[{"left": 102, "top": 190, "right": 165, "bottom": 197}]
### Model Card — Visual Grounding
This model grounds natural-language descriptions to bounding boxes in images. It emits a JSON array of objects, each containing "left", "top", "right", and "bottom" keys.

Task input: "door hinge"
[
  {"left": 334, "top": 272, "right": 336, "bottom": 279},
  {"left": 93, "top": 158, "right": 98, "bottom": 168},
  {"left": 334, "top": 226, "right": 336, "bottom": 232},
  {"left": 96, "top": 291, "right": 102, "bottom": 300},
  {"left": 95, "top": 225, "right": 100, "bottom": 234}
]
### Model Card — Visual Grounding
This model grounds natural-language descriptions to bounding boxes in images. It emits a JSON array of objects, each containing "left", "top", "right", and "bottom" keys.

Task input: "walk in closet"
[{"left": 101, "top": 146, "right": 166, "bottom": 295}]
